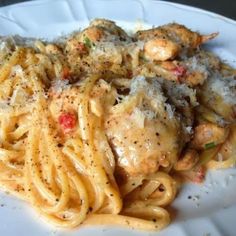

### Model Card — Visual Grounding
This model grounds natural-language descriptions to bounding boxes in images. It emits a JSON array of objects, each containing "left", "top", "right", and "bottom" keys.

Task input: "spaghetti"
[{"left": 0, "top": 19, "right": 235, "bottom": 231}]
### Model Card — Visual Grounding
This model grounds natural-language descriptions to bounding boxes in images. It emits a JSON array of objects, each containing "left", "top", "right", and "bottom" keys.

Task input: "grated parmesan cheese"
[
  {"left": 185, "top": 126, "right": 193, "bottom": 134},
  {"left": 186, "top": 56, "right": 209, "bottom": 76},
  {"left": 142, "top": 109, "right": 156, "bottom": 120},
  {"left": 164, "top": 103, "right": 174, "bottom": 119},
  {"left": 91, "top": 42, "right": 123, "bottom": 64},
  {"left": 129, "top": 76, "right": 176, "bottom": 120},
  {"left": 163, "top": 80, "right": 198, "bottom": 107},
  {"left": 51, "top": 78, "right": 71, "bottom": 94},
  {"left": 130, "top": 107, "right": 146, "bottom": 128},
  {"left": 130, "top": 76, "right": 166, "bottom": 105},
  {"left": 207, "top": 74, "right": 236, "bottom": 105}
]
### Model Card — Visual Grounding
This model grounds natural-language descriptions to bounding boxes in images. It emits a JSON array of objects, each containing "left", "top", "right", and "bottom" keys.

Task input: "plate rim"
[
  {"left": 0, "top": 1, "right": 235, "bottom": 236},
  {"left": 0, "top": 0, "right": 236, "bottom": 26}
]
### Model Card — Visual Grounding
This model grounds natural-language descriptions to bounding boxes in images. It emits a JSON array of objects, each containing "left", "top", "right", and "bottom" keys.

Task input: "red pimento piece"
[
  {"left": 61, "top": 67, "right": 71, "bottom": 80},
  {"left": 172, "top": 65, "right": 187, "bottom": 78},
  {"left": 76, "top": 42, "right": 88, "bottom": 54},
  {"left": 190, "top": 166, "right": 205, "bottom": 183},
  {"left": 58, "top": 112, "right": 77, "bottom": 133}
]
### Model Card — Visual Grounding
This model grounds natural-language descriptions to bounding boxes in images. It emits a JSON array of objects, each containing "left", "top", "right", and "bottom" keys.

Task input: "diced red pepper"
[
  {"left": 172, "top": 65, "right": 187, "bottom": 78},
  {"left": 190, "top": 166, "right": 205, "bottom": 183},
  {"left": 193, "top": 166, "right": 205, "bottom": 183},
  {"left": 58, "top": 112, "right": 77, "bottom": 133},
  {"left": 61, "top": 67, "right": 71, "bottom": 80},
  {"left": 76, "top": 42, "right": 88, "bottom": 54}
]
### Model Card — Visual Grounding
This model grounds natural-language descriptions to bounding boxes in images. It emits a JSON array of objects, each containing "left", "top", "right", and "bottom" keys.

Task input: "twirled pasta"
[{"left": 0, "top": 19, "right": 235, "bottom": 232}]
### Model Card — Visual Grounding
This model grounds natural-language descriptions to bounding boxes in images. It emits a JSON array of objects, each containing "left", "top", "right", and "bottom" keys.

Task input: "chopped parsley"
[
  {"left": 204, "top": 142, "right": 216, "bottom": 150},
  {"left": 83, "top": 37, "right": 95, "bottom": 49},
  {"left": 83, "top": 37, "right": 92, "bottom": 48}
]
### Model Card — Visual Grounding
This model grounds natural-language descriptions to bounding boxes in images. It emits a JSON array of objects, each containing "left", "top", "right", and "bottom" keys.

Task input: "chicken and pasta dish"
[{"left": 0, "top": 19, "right": 235, "bottom": 231}]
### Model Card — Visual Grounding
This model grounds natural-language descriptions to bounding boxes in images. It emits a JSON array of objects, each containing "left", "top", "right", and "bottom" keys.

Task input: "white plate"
[{"left": 0, "top": 0, "right": 236, "bottom": 235}]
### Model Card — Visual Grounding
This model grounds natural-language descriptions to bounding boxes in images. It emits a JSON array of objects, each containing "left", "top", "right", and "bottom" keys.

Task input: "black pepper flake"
[
  {"left": 125, "top": 220, "right": 130, "bottom": 225},
  {"left": 57, "top": 143, "right": 63, "bottom": 147},
  {"left": 155, "top": 132, "right": 160, "bottom": 136},
  {"left": 188, "top": 195, "right": 192, "bottom": 199},
  {"left": 152, "top": 218, "right": 157, "bottom": 222},
  {"left": 110, "top": 194, "right": 114, "bottom": 197}
]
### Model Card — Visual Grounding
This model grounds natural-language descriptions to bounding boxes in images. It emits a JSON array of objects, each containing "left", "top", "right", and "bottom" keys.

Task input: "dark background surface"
[{"left": 0, "top": 0, "right": 235, "bottom": 20}]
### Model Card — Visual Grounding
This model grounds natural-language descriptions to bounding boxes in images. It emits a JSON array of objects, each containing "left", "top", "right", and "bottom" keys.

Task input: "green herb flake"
[
  {"left": 83, "top": 37, "right": 92, "bottom": 48},
  {"left": 204, "top": 142, "right": 216, "bottom": 150}
]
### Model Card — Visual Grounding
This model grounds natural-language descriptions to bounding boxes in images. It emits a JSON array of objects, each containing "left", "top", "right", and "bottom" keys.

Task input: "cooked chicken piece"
[
  {"left": 161, "top": 23, "right": 218, "bottom": 48},
  {"left": 191, "top": 123, "right": 229, "bottom": 150},
  {"left": 136, "top": 23, "right": 217, "bottom": 61},
  {"left": 143, "top": 38, "right": 180, "bottom": 61},
  {"left": 136, "top": 23, "right": 217, "bottom": 50},
  {"left": 80, "top": 26, "right": 105, "bottom": 43},
  {"left": 90, "top": 18, "right": 130, "bottom": 42},
  {"left": 68, "top": 18, "right": 131, "bottom": 46},
  {"left": 89, "top": 42, "right": 123, "bottom": 65},
  {"left": 105, "top": 76, "right": 186, "bottom": 176}
]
